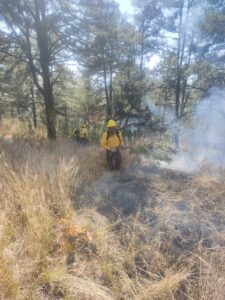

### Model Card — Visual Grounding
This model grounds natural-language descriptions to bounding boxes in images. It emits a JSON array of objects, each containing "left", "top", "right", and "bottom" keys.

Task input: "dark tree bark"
[
  {"left": 103, "top": 64, "right": 111, "bottom": 119},
  {"left": 34, "top": 0, "right": 56, "bottom": 139},
  {"left": 30, "top": 84, "right": 37, "bottom": 128}
]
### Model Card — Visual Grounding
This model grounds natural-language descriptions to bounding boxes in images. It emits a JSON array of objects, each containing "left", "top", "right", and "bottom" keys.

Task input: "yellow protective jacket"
[
  {"left": 101, "top": 131, "right": 123, "bottom": 150},
  {"left": 79, "top": 125, "right": 88, "bottom": 138}
]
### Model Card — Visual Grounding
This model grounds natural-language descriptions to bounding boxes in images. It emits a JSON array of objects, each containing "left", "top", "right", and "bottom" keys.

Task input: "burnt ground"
[{"left": 79, "top": 162, "right": 225, "bottom": 258}]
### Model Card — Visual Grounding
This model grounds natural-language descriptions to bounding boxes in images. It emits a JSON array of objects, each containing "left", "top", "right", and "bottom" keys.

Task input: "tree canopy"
[{"left": 0, "top": 0, "right": 223, "bottom": 139}]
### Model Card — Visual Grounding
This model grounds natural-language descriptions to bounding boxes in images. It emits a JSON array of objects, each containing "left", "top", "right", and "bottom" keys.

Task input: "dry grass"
[
  {"left": 144, "top": 168, "right": 225, "bottom": 300},
  {"left": 0, "top": 118, "right": 47, "bottom": 140},
  {"left": 0, "top": 140, "right": 110, "bottom": 299},
  {"left": 0, "top": 136, "right": 224, "bottom": 299}
]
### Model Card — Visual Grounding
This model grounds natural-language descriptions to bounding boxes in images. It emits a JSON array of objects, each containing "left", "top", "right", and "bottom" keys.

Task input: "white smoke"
[
  {"left": 146, "top": 98, "right": 175, "bottom": 126},
  {"left": 170, "top": 88, "right": 225, "bottom": 171}
]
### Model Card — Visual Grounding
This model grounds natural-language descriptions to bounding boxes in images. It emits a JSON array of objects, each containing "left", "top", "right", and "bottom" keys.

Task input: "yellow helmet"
[{"left": 107, "top": 119, "right": 117, "bottom": 128}]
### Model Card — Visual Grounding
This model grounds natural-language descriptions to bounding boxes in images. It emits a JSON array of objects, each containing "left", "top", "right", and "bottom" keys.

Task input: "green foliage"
[
  {"left": 113, "top": 64, "right": 150, "bottom": 119},
  {"left": 201, "top": 0, "right": 225, "bottom": 43},
  {"left": 129, "top": 141, "right": 174, "bottom": 163},
  {"left": 88, "top": 123, "right": 105, "bottom": 143},
  {"left": 0, "top": 0, "right": 224, "bottom": 140}
]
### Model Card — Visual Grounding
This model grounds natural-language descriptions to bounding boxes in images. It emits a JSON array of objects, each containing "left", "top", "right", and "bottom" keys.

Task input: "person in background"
[
  {"left": 73, "top": 127, "right": 80, "bottom": 142},
  {"left": 79, "top": 121, "right": 89, "bottom": 144},
  {"left": 101, "top": 119, "right": 123, "bottom": 171}
]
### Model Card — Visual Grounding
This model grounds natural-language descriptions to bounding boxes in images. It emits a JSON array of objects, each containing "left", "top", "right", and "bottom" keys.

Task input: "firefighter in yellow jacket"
[
  {"left": 79, "top": 121, "right": 88, "bottom": 144},
  {"left": 101, "top": 120, "right": 123, "bottom": 170}
]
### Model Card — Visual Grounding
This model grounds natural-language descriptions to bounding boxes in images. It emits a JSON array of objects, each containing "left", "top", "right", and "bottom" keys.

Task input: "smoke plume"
[{"left": 170, "top": 88, "right": 225, "bottom": 171}]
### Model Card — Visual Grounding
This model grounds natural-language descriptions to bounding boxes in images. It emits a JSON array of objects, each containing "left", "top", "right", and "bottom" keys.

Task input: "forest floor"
[{"left": 0, "top": 139, "right": 225, "bottom": 299}]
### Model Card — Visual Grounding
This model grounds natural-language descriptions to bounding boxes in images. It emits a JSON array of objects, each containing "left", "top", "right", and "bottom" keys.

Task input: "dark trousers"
[
  {"left": 106, "top": 149, "right": 122, "bottom": 170},
  {"left": 79, "top": 137, "right": 88, "bottom": 144}
]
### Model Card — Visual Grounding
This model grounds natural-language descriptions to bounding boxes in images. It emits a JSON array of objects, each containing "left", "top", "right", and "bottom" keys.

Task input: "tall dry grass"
[
  {"left": 0, "top": 140, "right": 189, "bottom": 299},
  {"left": 0, "top": 136, "right": 224, "bottom": 299},
  {"left": 0, "top": 140, "right": 112, "bottom": 299}
]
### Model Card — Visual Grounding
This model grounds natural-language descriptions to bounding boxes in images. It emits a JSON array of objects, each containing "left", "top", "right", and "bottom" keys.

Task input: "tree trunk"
[
  {"left": 30, "top": 84, "right": 37, "bottom": 128},
  {"left": 174, "top": 2, "right": 184, "bottom": 151},
  {"left": 162, "top": 89, "right": 168, "bottom": 126},
  {"left": 103, "top": 64, "right": 111, "bottom": 120},
  {"left": 140, "top": 39, "right": 144, "bottom": 80},
  {"left": 11, "top": 108, "right": 14, "bottom": 120},
  {"left": 175, "top": 70, "right": 181, "bottom": 120},
  {"left": 34, "top": 0, "right": 56, "bottom": 139},
  {"left": 43, "top": 83, "right": 56, "bottom": 139},
  {"left": 181, "top": 30, "right": 193, "bottom": 117},
  {"left": 109, "top": 63, "right": 113, "bottom": 118},
  {"left": 64, "top": 104, "right": 68, "bottom": 136}
]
